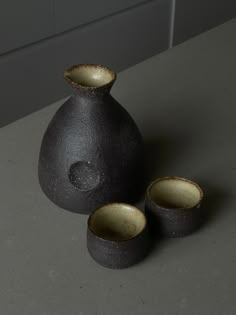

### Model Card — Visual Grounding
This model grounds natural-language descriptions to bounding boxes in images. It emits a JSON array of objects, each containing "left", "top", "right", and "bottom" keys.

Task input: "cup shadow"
[
  {"left": 141, "top": 181, "right": 231, "bottom": 260},
  {"left": 198, "top": 181, "right": 231, "bottom": 229}
]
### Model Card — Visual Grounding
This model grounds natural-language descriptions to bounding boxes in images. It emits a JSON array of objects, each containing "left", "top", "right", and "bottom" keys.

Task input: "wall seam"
[{"left": 169, "top": 0, "right": 176, "bottom": 48}]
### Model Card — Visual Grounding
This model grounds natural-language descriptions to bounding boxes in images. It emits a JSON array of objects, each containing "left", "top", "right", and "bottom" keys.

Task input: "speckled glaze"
[
  {"left": 145, "top": 176, "right": 204, "bottom": 237},
  {"left": 38, "top": 64, "right": 144, "bottom": 214},
  {"left": 87, "top": 203, "right": 150, "bottom": 269}
]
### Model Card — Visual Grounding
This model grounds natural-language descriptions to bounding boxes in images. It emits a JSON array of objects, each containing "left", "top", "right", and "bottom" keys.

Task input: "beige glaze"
[
  {"left": 149, "top": 177, "right": 202, "bottom": 209},
  {"left": 89, "top": 203, "right": 146, "bottom": 241},
  {"left": 64, "top": 64, "right": 115, "bottom": 88}
]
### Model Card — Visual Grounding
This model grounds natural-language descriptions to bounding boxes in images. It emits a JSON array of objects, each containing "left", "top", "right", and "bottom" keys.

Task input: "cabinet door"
[
  {"left": 174, "top": 0, "right": 236, "bottom": 45},
  {"left": 0, "top": 0, "right": 54, "bottom": 54},
  {"left": 55, "top": 0, "right": 147, "bottom": 33},
  {"left": 0, "top": 0, "right": 171, "bottom": 126}
]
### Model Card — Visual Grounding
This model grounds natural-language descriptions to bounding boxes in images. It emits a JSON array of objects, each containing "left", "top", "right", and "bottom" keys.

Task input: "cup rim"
[
  {"left": 146, "top": 176, "right": 204, "bottom": 211},
  {"left": 87, "top": 202, "right": 147, "bottom": 242}
]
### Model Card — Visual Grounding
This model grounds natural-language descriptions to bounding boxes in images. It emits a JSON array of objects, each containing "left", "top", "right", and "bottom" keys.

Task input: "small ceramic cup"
[
  {"left": 145, "top": 176, "right": 203, "bottom": 237},
  {"left": 87, "top": 203, "right": 150, "bottom": 269}
]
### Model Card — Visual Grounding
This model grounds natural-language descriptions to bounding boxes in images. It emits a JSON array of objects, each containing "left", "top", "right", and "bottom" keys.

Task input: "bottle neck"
[{"left": 71, "top": 85, "right": 112, "bottom": 99}]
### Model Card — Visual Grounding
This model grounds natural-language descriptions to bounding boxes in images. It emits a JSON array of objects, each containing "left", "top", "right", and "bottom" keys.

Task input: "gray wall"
[{"left": 0, "top": 0, "right": 235, "bottom": 127}]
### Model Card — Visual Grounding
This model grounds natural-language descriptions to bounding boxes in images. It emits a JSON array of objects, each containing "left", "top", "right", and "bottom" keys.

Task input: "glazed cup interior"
[
  {"left": 88, "top": 203, "right": 146, "bottom": 241},
  {"left": 147, "top": 177, "right": 203, "bottom": 209},
  {"left": 64, "top": 64, "right": 116, "bottom": 88}
]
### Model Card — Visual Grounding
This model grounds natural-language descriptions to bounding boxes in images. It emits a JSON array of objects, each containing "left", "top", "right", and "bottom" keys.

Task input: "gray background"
[
  {"left": 1, "top": 19, "right": 236, "bottom": 315},
  {"left": 0, "top": 0, "right": 236, "bottom": 126}
]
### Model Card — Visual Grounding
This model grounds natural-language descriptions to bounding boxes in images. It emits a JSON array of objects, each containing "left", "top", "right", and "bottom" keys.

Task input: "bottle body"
[{"left": 38, "top": 92, "right": 144, "bottom": 214}]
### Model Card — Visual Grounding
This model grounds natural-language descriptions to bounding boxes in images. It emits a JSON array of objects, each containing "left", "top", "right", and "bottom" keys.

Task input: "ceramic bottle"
[{"left": 38, "top": 64, "right": 144, "bottom": 214}]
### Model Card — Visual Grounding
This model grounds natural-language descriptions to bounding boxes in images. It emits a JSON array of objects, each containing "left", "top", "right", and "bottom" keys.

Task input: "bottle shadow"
[
  {"left": 143, "top": 132, "right": 231, "bottom": 227},
  {"left": 143, "top": 131, "right": 195, "bottom": 185}
]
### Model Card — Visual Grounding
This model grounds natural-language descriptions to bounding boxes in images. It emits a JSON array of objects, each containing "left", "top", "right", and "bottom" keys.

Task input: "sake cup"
[
  {"left": 145, "top": 176, "right": 203, "bottom": 237},
  {"left": 87, "top": 203, "right": 150, "bottom": 269}
]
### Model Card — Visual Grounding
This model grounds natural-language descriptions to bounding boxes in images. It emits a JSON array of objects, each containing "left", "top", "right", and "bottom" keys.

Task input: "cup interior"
[
  {"left": 88, "top": 203, "right": 146, "bottom": 241},
  {"left": 148, "top": 177, "right": 202, "bottom": 209},
  {"left": 65, "top": 64, "right": 115, "bottom": 88}
]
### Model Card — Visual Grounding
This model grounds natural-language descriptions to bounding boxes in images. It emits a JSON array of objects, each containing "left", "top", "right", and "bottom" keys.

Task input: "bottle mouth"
[{"left": 64, "top": 64, "right": 116, "bottom": 89}]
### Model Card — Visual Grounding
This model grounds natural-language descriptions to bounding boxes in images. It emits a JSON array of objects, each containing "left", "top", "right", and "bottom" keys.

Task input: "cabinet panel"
[
  {"left": 55, "top": 0, "right": 148, "bottom": 33},
  {"left": 0, "top": 0, "right": 54, "bottom": 54},
  {"left": 0, "top": 0, "right": 171, "bottom": 126},
  {"left": 54, "top": 0, "right": 171, "bottom": 73},
  {"left": 174, "top": 0, "right": 236, "bottom": 45}
]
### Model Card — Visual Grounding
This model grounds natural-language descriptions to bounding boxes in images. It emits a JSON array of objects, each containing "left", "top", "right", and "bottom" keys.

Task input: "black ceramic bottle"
[{"left": 38, "top": 64, "right": 144, "bottom": 214}]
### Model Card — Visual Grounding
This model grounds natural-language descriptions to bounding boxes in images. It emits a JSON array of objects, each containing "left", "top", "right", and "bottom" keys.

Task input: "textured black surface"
[
  {"left": 87, "top": 224, "right": 150, "bottom": 269},
  {"left": 38, "top": 72, "right": 144, "bottom": 214},
  {"left": 145, "top": 197, "right": 203, "bottom": 237}
]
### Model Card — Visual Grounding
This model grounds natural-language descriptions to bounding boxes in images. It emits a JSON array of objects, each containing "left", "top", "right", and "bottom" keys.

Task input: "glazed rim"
[
  {"left": 147, "top": 176, "right": 203, "bottom": 210},
  {"left": 64, "top": 64, "right": 116, "bottom": 89},
  {"left": 88, "top": 203, "right": 147, "bottom": 241}
]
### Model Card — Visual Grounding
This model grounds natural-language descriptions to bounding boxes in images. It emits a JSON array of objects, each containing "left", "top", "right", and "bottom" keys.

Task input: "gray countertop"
[{"left": 1, "top": 19, "right": 236, "bottom": 315}]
